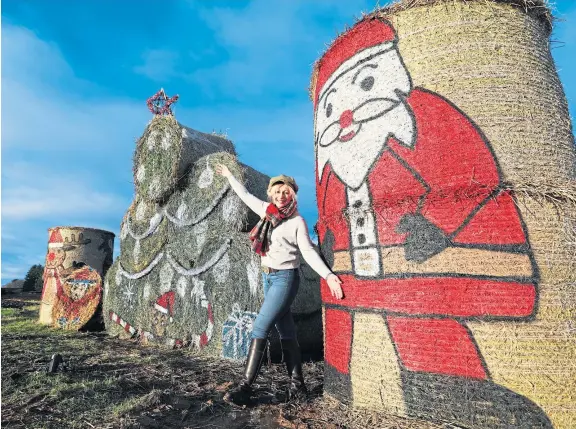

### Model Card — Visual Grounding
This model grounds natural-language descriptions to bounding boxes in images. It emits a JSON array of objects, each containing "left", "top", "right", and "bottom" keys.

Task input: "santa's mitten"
[
  {"left": 396, "top": 213, "right": 451, "bottom": 263},
  {"left": 319, "top": 229, "right": 335, "bottom": 268}
]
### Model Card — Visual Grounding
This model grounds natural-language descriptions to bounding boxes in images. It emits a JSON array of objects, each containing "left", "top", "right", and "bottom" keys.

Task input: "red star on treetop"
[{"left": 147, "top": 88, "right": 179, "bottom": 116}]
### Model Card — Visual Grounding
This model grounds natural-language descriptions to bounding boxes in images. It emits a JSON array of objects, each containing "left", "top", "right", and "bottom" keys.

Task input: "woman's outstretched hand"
[
  {"left": 215, "top": 164, "right": 231, "bottom": 178},
  {"left": 326, "top": 273, "right": 344, "bottom": 299}
]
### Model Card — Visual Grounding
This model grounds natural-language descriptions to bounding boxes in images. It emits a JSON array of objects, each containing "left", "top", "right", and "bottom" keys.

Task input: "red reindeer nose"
[{"left": 339, "top": 110, "right": 354, "bottom": 128}]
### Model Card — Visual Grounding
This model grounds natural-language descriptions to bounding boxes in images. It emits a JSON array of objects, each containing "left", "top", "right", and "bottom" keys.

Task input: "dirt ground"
[{"left": 1, "top": 295, "right": 443, "bottom": 429}]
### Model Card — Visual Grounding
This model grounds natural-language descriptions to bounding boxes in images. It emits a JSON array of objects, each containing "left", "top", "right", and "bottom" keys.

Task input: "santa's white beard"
[{"left": 317, "top": 100, "right": 416, "bottom": 190}]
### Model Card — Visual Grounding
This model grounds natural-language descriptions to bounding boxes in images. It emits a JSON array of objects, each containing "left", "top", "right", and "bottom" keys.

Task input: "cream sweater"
[{"left": 227, "top": 175, "right": 332, "bottom": 280}]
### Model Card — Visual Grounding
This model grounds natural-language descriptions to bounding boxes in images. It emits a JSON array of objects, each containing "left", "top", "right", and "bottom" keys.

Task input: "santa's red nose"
[
  {"left": 339, "top": 110, "right": 354, "bottom": 128},
  {"left": 48, "top": 253, "right": 55, "bottom": 261}
]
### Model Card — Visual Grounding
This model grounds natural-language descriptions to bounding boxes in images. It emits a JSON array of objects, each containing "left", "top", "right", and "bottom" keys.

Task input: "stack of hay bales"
[
  {"left": 310, "top": 1, "right": 574, "bottom": 428},
  {"left": 104, "top": 115, "right": 322, "bottom": 359},
  {"left": 39, "top": 226, "right": 114, "bottom": 330}
]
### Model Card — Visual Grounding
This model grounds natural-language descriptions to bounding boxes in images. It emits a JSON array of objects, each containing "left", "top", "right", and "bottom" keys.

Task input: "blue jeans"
[{"left": 251, "top": 269, "right": 300, "bottom": 340}]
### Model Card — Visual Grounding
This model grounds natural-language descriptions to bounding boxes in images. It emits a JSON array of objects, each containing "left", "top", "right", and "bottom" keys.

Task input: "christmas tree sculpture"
[{"left": 103, "top": 91, "right": 322, "bottom": 359}]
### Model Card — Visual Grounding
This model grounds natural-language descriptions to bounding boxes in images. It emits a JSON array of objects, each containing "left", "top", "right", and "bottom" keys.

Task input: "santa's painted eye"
[
  {"left": 326, "top": 103, "right": 333, "bottom": 118},
  {"left": 360, "top": 76, "right": 374, "bottom": 91}
]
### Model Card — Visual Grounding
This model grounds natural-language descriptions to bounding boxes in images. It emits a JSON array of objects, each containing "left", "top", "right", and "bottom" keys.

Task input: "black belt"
[{"left": 261, "top": 266, "right": 281, "bottom": 274}]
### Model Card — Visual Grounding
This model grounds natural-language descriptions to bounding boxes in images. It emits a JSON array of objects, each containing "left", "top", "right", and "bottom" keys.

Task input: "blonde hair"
[{"left": 267, "top": 183, "right": 298, "bottom": 203}]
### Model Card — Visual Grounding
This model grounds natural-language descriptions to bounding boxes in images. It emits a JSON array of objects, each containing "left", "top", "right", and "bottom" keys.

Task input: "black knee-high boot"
[
  {"left": 281, "top": 339, "right": 308, "bottom": 399},
  {"left": 224, "top": 338, "right": 267, "bottom": 405}
]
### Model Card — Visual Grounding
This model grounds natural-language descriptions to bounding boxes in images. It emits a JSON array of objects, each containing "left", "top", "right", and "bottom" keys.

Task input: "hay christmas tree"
[
  {"left": 103, "top": 89, "right": 322, "bottom": 359},
  {"left": 311, "top": 1, "right": 575, "bottom": 428}
]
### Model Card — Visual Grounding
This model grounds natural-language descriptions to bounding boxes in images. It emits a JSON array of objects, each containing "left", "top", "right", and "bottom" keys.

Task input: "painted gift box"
[{"left": 221, "top": 304, "right": 258, "bottom": 360}]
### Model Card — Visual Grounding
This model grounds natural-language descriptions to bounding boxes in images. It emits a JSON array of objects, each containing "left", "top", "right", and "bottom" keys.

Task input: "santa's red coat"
[{"left": 316, "top": 88, "right": 537, "bottom": 378}]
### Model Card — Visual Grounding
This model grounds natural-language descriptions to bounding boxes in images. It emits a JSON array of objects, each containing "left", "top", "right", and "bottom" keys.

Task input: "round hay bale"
[
  {"left": 133, "top": 116, "right": 236, "bottom": 203},
  {"left": 310, "top": 2, "right": 574, "bottom": 428},
  {"left": 39, "top": 226, "right": 114, "bottom": 329}
]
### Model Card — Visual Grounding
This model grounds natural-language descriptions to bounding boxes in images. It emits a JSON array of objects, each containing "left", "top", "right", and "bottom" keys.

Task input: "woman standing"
[{"left": 216, "top": 164, "right": 344, "bottom": 405}]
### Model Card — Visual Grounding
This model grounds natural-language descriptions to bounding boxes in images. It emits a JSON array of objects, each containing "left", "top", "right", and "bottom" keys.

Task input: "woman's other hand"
[
  {"left": 216, "top": 164, "right": 231, "bottom": 177},
  {"left": 326, "top": 273, "right": 344, "bottom": 299}
]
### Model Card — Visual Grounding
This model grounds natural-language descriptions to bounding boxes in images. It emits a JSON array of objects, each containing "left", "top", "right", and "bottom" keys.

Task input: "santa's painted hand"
[
  {"left": 326, "top": 273, "right": 344, "bottom": 299},
  {"left": 396, "top": 213, "right": 451, "bottom": 263}
]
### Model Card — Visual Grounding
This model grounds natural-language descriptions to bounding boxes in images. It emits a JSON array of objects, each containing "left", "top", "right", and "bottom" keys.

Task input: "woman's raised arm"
[{"left": 216, "top": 164, "right": 267, "bottom": 218}]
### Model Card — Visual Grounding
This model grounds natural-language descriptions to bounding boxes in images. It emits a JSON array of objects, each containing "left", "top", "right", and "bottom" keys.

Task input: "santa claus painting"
[{"left": 313, "top": 18, "right": 551, "bottom": 427}]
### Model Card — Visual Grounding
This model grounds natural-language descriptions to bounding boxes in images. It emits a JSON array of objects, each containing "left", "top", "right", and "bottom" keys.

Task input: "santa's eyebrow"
[
  {"left": 323, "top": 88, "right": 336, "bottom": 108},
  {"left": 352, "top": 63, "right": 378, "bottom": 84}
]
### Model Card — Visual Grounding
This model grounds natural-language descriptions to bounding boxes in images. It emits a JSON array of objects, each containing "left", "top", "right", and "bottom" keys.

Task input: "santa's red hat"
[
  {"left": 313, "top": 18, "right": 397, "bottom": 108},
  {"left": 154, "top": 291, "right": 175, "bottom": 322},
  {"left": 48, "top": 228, "right": 64, "bottom": 249}
]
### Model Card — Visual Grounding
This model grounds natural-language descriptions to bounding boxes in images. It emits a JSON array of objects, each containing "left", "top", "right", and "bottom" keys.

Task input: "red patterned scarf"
[{"left": 249, "top": 200, "right": 297, "bottom": 256}]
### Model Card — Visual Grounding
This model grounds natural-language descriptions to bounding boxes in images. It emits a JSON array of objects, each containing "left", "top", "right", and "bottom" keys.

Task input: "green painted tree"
[{"left": 22, "top": 264, "right": 44, "bottom": 292}]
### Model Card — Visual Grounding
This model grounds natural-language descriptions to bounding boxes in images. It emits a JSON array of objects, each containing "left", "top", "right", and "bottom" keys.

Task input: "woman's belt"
[
  {"left": 261, "top": 266, "right": 281, "bottom": 274},
  {"left": 331, "top": 246, "right": 534, "bottom": 278}
]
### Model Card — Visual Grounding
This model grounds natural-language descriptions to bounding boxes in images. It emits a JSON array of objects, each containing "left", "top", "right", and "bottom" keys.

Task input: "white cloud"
[
  {"left": 2, "top": 163, "right": 126, "bottom": 220},
  {"left": 134, "top": 49, "right": 181, "bottom": 82}
]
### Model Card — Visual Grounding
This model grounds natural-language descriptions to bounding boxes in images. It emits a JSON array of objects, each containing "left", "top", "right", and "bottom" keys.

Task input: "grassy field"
[{"left": 1, "top": 295, "right": 441, "bottom": 429}]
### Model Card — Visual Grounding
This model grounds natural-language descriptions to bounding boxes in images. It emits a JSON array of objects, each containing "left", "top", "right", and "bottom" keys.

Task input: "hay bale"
[
  {"left": 133, "top": 116, "right": 236, "bottom": 203},
  {"left": 105, "top": 134, "right": 324, "bottom": 360},
  {"left": 39, "top": 226, "right": 114, "bottom": 329},
  {"left": 310, "top": 2, "right": 574, "bottom": 428}
]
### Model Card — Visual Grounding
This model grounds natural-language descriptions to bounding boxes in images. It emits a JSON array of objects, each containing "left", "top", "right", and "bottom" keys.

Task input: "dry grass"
[{"left": 2, "top": 295, "right": 441, "bottom": 429}]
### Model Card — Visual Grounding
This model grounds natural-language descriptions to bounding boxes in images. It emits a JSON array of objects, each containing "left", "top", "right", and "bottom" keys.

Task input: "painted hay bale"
[
  {"left": 133, "top": 115, "right": 236, "bottom": 203},
  {"left": 310, "top": 1, "right": 574, "bottom": 428},
  {"left": 105, "top": 143, "right": 324, "bottom": 359},
  {"left": 39, "top": 226, "right": 114, "bottom": 330}
]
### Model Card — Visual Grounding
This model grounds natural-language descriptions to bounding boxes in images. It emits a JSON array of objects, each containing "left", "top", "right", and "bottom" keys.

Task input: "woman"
[{"left": 216, "top": 164, "right": 344, "bottom": 405}]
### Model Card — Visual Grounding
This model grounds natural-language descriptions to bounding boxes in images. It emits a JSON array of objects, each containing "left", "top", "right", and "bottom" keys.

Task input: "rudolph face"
[{"left": 315, "top": 43, "right": 415, "bottom": 189}]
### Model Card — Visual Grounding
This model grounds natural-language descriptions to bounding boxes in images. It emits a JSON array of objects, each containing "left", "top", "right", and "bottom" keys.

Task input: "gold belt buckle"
[{"left": 262, "top": 266, "right": 270, "bottom": 274}]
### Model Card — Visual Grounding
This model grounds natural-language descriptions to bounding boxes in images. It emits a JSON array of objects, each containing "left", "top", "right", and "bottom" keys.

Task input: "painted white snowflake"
[{"left": 123, "top": 281, "right": 135, "bottom": 305}]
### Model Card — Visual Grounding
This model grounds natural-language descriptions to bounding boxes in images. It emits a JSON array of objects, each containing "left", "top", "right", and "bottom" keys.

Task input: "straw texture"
[
  {"left": 39, "top": 227, "right": 115, "bottom": 330},
  {"left": 311, "top": 1, "right": 574, "bottom": 428},
  {"left": 105, "top": 126, "right": 323, "bottom": 360}
]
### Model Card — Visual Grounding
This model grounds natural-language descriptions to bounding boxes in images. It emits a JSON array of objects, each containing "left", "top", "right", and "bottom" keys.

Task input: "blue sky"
[{"left": 2, "top": 0, "right": 575, "bottom": 283}]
